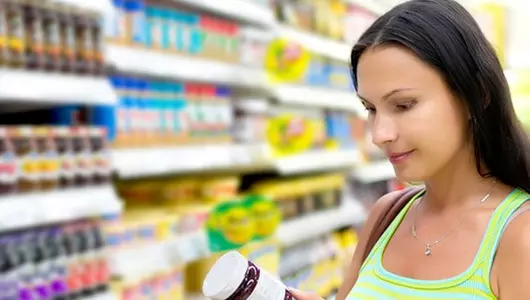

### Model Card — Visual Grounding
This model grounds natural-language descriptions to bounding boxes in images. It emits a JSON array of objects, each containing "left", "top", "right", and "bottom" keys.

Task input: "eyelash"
[
  {"left": 395, "top": 101, "right": 416, "bottom": 112},
  {"left": 363, "top": 100, "right": 417, "bottom": 114}
]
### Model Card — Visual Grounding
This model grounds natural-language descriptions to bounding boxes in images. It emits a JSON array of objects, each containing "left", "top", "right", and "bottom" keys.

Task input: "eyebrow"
[{"left": 358, "top": 88, "right": 415, "bottom": 103}]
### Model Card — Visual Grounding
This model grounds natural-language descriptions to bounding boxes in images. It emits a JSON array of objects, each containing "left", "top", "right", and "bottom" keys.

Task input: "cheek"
[{"left": 407, "top": 97, "right": 468, "bottom": 163}]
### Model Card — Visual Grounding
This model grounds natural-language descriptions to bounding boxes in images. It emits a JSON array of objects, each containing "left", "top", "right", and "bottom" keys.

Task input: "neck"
[{"left": 422, "top": 148, "right": 494, "bottom": 212}]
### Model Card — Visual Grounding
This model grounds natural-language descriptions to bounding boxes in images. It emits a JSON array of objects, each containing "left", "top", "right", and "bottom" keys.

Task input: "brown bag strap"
[{"left": 361, "top": 186, "right": 424, "bottom": 263}]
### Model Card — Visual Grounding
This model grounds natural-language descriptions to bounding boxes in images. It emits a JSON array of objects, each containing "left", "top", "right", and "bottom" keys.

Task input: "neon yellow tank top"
[{"left": 348, "top": 188, "right": 529, "bottom": 299}]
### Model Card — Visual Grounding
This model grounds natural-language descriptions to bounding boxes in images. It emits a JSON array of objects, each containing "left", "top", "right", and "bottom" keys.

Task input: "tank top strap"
[
  {"left": 363, "top": 189, "right": 425, "bottom": 267},
  {"left": 477, "top": 188, "right": 530, "bottom": 282}
]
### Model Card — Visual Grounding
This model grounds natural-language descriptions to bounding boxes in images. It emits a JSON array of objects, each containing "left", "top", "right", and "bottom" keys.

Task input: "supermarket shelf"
[
  {"left": 113, "top": 144, "right": 362, "bottom": 178},
  {"left": 112, "top": 143, "right": 271, "bottom": 178},
  {"left": 111, "top": 230, "right": 209, "bottom": 281},
  {"left": 0, "top": 185, "right": 122, "bottom": 231},
  {"left": 346, "top": 0, "right": 387, "bottom": 15},
  {"left": 351, "top": 160, "right": 395, "bottom": 183},
  {"left": 272, "top": 85, "right": 364, "bottom": 114},
  {"left": 172, "top": 0, "right": 276, "bottom": 28},
  {"left": 0, "top": 69, "right": 117, "bottom": 105},
  {"left": 274, "top": 149, "right": 360, "bottom": 175},
  {"left": 277, "top": 26, "right": 352, "bottom": 62},
  {"left": 106, "top": 45, "right": 267, "bottom": 88},
  {"left": 277, "top": 201, "right": 366, "bottom": 247},
  {"left": 56, "top": 0, "right": 113, "bottom": 14}
]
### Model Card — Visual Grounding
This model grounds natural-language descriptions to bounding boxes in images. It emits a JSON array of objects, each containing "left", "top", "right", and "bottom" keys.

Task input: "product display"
[
  {"left": 233, "top": 98, "right": 270, "bottom": 144},
  {"left": 0, "top": 125, "right": 111, "bottom": 194},
  {"left": 274, "top": 0, "right": 377, "bottom": 43},
  {"left": 107, "top": 0, "right": 242, "bottom": 63},
  {"left": 0, "top": 1, "right": 392, "bottom": 300},
  {"left": 111, "top": 75, "right": 233, "bottom": 148},
  {"left": 116, "top": 267, "right": 184, "bottom": 300},
  {"left": 1, "top": 0, "right": 105, "bottom": 74},
  {"left": 0, "top": 219, "right": 110, "bottom": 299},
  {"left": 252, "top": 173, "right": 345, "bottom": 221},
  {"left": 302, "top": 54, "right": 353, "bottom": 91}
]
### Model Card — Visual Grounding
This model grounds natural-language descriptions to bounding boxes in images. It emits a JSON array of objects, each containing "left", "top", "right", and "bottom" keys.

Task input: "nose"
[{"left": 371, "top": 114, "right": 398, "bottom": 147}]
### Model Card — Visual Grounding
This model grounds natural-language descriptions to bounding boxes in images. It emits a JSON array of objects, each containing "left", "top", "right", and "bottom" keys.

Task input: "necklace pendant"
[{"left": 425, "top": 245, "right": 432, "bottom": 256}]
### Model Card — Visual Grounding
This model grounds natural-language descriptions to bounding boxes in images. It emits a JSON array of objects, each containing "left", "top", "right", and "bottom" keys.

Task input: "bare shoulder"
[{"left": 495, "top": 202, "right": 530, "bottom": 298}]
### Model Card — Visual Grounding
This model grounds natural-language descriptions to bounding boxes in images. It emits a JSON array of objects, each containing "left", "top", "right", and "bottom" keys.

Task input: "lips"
[{"left": 388, "top": 150, "right": 415, "bottom": 164}]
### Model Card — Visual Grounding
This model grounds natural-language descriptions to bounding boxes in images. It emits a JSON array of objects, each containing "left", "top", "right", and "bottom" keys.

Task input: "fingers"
[
  {"left": 288, "top": 288, "right": 322, "bottom": 300},
  {"left": 289, "top": 288, "right": 304, "bottom": 298}
]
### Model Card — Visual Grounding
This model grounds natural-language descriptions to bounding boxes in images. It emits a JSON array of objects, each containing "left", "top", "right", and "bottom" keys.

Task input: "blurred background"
[{"left": 0, "top": 0, "right": 522, "bottom": 299}]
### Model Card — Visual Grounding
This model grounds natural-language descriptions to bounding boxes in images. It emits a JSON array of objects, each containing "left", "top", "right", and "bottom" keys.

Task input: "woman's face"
[{"left": 356, "top": 46, "right": 470, "bottom": 182}]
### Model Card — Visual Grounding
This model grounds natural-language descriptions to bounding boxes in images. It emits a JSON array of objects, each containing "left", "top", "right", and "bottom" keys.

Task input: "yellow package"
[
  {"left": 200, "top": 176, "right": 240, "bottom": 203},
  {"left": 160, "top": 178, "right": 200, "bottom": 207},
  {"left": 115, "top": 178, "right": 163, "bottom": 208}
]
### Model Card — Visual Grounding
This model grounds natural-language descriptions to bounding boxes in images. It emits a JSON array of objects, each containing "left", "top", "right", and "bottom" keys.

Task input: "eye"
[
  {"left": 362, "top": 102, "right": 376, "bottom": 113},
  {"left": 395, "top": 100, "right": 416, "bottom": 112}
]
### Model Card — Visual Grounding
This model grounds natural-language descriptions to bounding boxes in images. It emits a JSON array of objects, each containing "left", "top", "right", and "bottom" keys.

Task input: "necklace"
[{"left": 411, "top": 179, "right": 497, "bottom": 256}]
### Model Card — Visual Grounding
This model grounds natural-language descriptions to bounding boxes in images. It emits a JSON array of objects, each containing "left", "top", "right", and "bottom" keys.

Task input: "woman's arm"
[
  {"left": 335, "top": 191, "right": 402, "bottom": 300},
  {"left": 495, "top": 208, "right": 530, "bottom": 299}
]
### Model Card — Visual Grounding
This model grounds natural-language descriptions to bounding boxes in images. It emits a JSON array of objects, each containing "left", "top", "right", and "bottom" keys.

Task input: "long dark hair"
[{"left": 350, "top": 0, "right": 530, "bottom": 192}]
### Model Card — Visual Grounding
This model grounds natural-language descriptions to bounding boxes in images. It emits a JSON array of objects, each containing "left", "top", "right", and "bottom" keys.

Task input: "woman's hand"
[{"left": 289, "top": 288, "right": 325, "bottom": 300}]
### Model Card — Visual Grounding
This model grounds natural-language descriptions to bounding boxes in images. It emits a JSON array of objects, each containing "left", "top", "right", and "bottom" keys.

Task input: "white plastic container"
[{"left": 202, "top": 251, "right": 295, "bottom": 300}]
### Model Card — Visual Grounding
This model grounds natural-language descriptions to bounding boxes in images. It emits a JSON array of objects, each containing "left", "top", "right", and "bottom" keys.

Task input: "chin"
[{"left": 393, "top": 166, "right": 428, "bottom": 184}]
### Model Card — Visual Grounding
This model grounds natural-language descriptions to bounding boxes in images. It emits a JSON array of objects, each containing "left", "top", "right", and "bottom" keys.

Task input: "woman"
[{"left": 292, "top": 0, "right": 530, "bottom": 299}]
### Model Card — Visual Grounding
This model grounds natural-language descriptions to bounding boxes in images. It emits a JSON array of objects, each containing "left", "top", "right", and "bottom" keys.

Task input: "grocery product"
[
  {"left": 125, "top": 0, "right": 146, "bottom": 47},
  {"left": 0, "top": 0, "right": 104, "bottom": 74},
  {"left": 202, "top": 251, "right": 295, "bottom": 300},
  {"left": 240, "top": 27, "right": 272, "bottom": 68},
  {"left": 252, "top": 173, "right": 345, "bottom": 221},
  {"left": 233, "top": 98, "right": 269, "bottom": 144},
  {"left": 200, "top": 176, "right": 240, "bottom": 203},
  {"left": 107, "top": 2, "right": 243, "bottom": 62},
  {"left": 111, "top": 75, "right": 234, "bottom": 148},
  {"left": 325, "top": 111, "right": 355, "bottom": 149},
  {"left": 159, "top": 177, "right": 199, "bottom": 208},
  {"left": 118, "top": 267, "right": 184, "bottom": 300},
  {"left": 0, "top": 128, "right": 17, "bottom": 194},
  {"left": 343, "top": 5, "right": 377, "bottom": 44},
  {"left": 0, "top": 220, "right": 110, "bottom": 299}
]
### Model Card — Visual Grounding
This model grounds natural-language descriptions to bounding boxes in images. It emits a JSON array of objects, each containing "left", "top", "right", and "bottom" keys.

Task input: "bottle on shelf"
[
  {"left": 59, "top": 3, "right": 77, "bottom": 73},
  {"left": 46, "top": 227, "right": 70, "bottom": 299},
  {"left": 6, "top": 0, "right": 26, "bottom": 68},
  {"left": 24, "top": 0, "right": 46, "bottom": 70},
  {"left": 34, "top": 126, "right": 59, "bottom": 191},
  {"left": 0, "top": 0, "right": 9, "bottom": 66},
  {"left": 0, "top": 127, "right": 17, "bottom": 195},
  {"left": 11, "top": 126, "right": 39, "bottom": 193},
  {"left": 53, "top": 126, "right": 75, "bottom": 189},
  {"left": 73, "top": 7, "right": 93, "bottom": 75},
  {"left": 42, "top": 0, "right": 62, "bottom": 71},
  {"left": 88, "top": 127, "right": 111, "bottom": 185},
  {"left": 71, "top": 127, "right": 92, "bottom": 187},
  {"left": 125, "top": 0, "right": 146, "bottom": 47}
]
